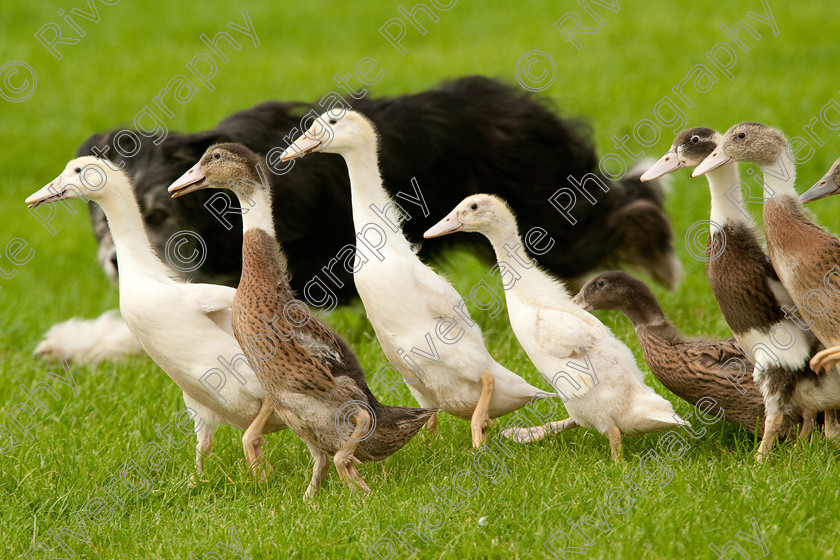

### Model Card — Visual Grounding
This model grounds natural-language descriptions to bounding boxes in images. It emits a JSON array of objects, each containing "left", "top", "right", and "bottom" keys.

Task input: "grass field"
[{"left": 2, "top": 1, "right": 840, "bottom": 558}]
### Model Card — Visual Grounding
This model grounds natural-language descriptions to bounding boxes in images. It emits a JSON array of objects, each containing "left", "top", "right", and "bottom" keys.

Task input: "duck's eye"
[
  {"left": 329, "top": 118, "right": 337, "bottom": 125},
  {"left": 738, "top": 132, "right": 746, "bottom": 139},
  {"left": 690, "top": 136, "right": 699, "bottom": 144},
  {"left": 470, "top": 203, "right": 478, "bottom": 210},
  {"left": 596, "top": 279, "right": 606, "bottom": 287},
  {"left": 213, "top": 153, "right": 221, "bottom": 159},
  {"left": 74, "top": 167, "right": 82, "bottom": 174}
]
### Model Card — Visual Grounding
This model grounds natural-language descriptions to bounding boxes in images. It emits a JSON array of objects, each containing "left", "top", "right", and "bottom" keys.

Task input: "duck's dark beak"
[
  {"left": 424, "top": 207, "right": 463, "bottom": 238},
  {"left": 641, "top": 149, "right": 683, "bottom": 182},
  {"left": 168, "top": 162, "right": 206, "bottom": 198},
  {"left": 280, "top": 133, "right": 323, "bottom": 161},
  {"left": 571, "top": 292, "right": 592, "bottom": 311},
  {"left": 26, "top": 175, "right": 69, "bottom": 208},
  {"left": 800, "top": 169, "right": 839, "bottom": 203},
  {"left": 692, "top": 149, "right": 732, "bottom": 177}
]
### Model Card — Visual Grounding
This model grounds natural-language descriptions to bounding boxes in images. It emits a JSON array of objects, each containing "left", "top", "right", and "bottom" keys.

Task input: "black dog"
[{"left": 80, "top": 76, "right": 678, "bottom": 308}]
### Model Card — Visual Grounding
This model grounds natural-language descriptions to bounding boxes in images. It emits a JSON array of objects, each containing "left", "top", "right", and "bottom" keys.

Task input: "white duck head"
[
  {"left": 424, "top": 193, "right": 516, "bottom": 241},
  {"left": 641, "top": 127, "right": 722, "bottom": 181},
  {"left": 692, "top": 122, "right": 788, "bottom": 177},
  {"left": 278, "top": 111, "right": 378, "bottom": 161},
  {"left": 26, "top": 156, "right": 123, "bottom": 208},
  {"left": 800, "top": 157, "right": 840, "bottom": 203}
]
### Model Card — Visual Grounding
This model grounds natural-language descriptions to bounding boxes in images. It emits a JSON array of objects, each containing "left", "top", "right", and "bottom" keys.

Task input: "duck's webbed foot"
[
  {"left": 810, "top": 346, "right": 840, "bottom": 374},
  {"left": 424, "top": 412, "right": 438, "bottom": 442},
  {"left": 333, "top": 404, "right": 371, "bottom": 494},
  {"left": 797, "top": 410, "right": 816, "bottom": 442},
  {"left": 825, "top": 410, "right": 840, "bottom": 440},
  {"left": 334, "top": 453, "right": 370, "bottom": 494},
  {"left": 756, "top": 411, "right": 783, "bottom": 462},
  {"left": 501, "top": 418, "right": 578, "bottom": 443},
  {"left": 190, "top": 428, "right": 214, "bottom": 487}
]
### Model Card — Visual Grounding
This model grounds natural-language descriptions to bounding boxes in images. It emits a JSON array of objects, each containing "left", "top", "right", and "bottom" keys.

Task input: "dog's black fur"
[{"left": 80, "top": 76, "right": 678, "bottom": 306}]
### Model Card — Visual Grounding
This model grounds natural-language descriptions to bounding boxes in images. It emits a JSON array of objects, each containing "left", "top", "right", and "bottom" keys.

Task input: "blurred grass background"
[{"left": 1, "top": 1, "right": 839, "bottom": 558}]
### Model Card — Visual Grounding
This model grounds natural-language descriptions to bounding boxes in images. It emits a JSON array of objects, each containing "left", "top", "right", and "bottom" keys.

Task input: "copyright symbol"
[
  {"left": 164, "top": 230, "right": 207, "bottom": 273},
  {"left": 335, "top": 400, "right": 376, "bottom": 442},
  {"left": 0, "top": 61, "right": 37, "bottom": 102},
  {"left": 514, "top": 50, "right": 556, "bottom": 93},
  {"left": 79, "top": 163, "right": 107, "bottom": 192},
  {"left": 684, "top": 220, "right": 726, "bottom": 262}
]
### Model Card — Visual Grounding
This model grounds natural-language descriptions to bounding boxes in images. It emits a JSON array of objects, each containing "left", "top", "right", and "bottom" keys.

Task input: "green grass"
[{"left": 2, "top": 1, "right": 840, "bottom": 558}]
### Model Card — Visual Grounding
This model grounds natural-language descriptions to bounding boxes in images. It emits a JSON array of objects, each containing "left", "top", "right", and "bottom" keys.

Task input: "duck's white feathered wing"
[
  {"left": 528, "top": 307, "right": 605, "bottom": 399},
  {"left": 177, "top": 283, "right": 237, "bottom": 336},
  {"left": 411, "top": 260, "right": 553, "bottom": 402}
]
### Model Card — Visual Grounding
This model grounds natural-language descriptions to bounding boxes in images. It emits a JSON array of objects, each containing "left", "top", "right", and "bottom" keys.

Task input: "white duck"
[
  {"left": 26, "top": 157, "right": 285, "bottom": 479},
  {"left": 424, "top": 194, "right": 689, "bottom": 460},
  {"left": 279, "top": 111, "right": 551, "bottom": 448}
]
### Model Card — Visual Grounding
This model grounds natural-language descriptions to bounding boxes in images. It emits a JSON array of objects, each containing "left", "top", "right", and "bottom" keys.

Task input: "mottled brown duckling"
[
  {"left": 169, "top": 143, "right": 436, "bottom": 498},
  {"left": 573, "top": 271, "right": 801, "bottom": 438}
]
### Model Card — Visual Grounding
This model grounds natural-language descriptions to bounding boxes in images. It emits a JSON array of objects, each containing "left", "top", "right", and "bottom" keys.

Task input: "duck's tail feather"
[
  {"left": 635, "top": 409, "right": 690, "bottom": 434},
  {"left": 356, "top": 405, "right": 438, "bottom": 462}
]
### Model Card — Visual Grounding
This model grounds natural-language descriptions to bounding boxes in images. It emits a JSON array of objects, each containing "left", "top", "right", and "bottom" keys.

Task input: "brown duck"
[
  {"left": 693, "top": 122, "right": 840, "bottom": 452},
  {"left": 799, "top": 157, "right": 840, "bottom": 371},
  {"left": 640, "top": 126, "right": 824, "bottom": 460},
  {"left": 573, "top": 271, "right": 801, "bottom": 438},
  {"left": 169, "top": 143, "right": 436, "bottom": 498}
]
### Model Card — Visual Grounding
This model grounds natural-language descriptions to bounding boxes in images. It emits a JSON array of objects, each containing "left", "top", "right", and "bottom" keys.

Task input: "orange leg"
[{"left": 470, "top": 371, "right": 495, "bottom": 448}]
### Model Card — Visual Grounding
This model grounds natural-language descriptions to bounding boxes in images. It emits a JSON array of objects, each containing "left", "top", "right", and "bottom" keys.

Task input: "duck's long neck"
[
  {"left": 707, "top": 162, "right": 748, "bottom": 231},
  {"left": 761, "top": 150, "right": 798, "bottom": 200},
  {"left": 234, "top": 185, "right": 292, "bottom": 291},
  {"left": 237, "top": 186, "right": 276, "bottom": 238},
  {"left": 96, "top": 181, "right": 172, "bottom": 280},
  {"left": 343, "top": 146, "right": 414, "bottom": 250},
  {"left": 620, "top": 296, "right": 667, "bottom": 328},
  {"left": 483, "top": 220, "right": 525, "bottom": 265},
  {"left": 482, "top": 220, "right": 568, "bottom": 299}
]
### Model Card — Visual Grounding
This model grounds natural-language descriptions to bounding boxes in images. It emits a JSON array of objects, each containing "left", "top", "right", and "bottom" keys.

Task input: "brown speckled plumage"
[
  {"left": 233, "top": 228, "right": 435, "bottom": 462},
  {"left": 176, "top": 143, "right": 435, "bottom": 495},
  {"left": 576, "top": 271, "right": 801, "bottom": 437},
  {"left": 765, "top": 195, "right": 840, "bottom": 348},
  {"left": 234, "top": 230, "right": 338, "bottom": 395}
]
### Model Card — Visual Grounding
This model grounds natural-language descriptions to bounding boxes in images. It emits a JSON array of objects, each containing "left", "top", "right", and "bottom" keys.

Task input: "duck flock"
[{"left": 24, "top": 113, "right": 840, "bottom": 497}]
